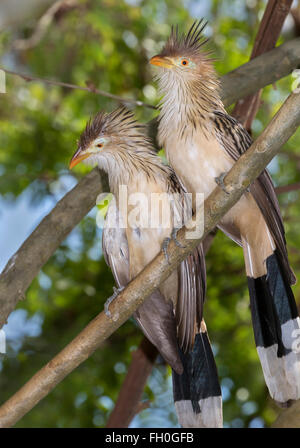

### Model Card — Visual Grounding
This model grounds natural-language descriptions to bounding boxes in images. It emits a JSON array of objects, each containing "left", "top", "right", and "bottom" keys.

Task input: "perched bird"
[
  {"left": 69, "top": 107, "right": 222, "bottom": 427},
  {"left": 150, "top": 20, "right": 300, "bottom": 406}
]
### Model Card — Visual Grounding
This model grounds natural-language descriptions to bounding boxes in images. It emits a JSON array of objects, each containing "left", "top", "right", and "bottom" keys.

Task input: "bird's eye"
[
  {"left": 97, "top": 143, "right": 103, "bottom": 148},
  {"left": 181, "top": 59, "right": 189, "bottom": 66}
]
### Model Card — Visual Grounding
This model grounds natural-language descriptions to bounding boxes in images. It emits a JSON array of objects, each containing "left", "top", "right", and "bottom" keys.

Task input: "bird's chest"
[
  {"left": 165, "top": 133, "right": 234, "bottom": 200},
  {"left": 117, "top": 177, "right": 172, "bottom": 277}
]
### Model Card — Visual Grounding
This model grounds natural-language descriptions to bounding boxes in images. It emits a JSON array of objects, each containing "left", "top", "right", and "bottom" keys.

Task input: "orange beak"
[
  {"left": 149, "top": 55, "right": 174, "bottom": 69},
  {"left": 69, "top": 149, "right": 90, "bottom": 169}
]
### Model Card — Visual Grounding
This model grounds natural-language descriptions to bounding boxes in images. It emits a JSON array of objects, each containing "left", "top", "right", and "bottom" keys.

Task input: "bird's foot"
[
  {"left": 171, "top": 228, "right": 186, "bottom": 248},
  {"left": 104, "top": 286, "right": 124, "bottom": 318},
  {"left": 162, "top": 228, "right": 185, "bottom": 265},
  {"left": 215, "top": 172, "right": 230, "bottom": 195}
]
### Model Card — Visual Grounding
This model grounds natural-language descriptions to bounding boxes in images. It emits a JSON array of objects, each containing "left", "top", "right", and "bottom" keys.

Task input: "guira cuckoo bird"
[
  {"left": 150, "top": 20, "right": 300, "bottom": 406},
  {"left": 69, "top": 107, "right": 222, "bottom": 427}
]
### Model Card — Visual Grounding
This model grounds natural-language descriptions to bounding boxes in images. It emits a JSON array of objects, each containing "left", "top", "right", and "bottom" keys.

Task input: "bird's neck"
[
  {"left": 157, "top": 71, "right": 224, "bottom": 146},
  {"left": 102, "top": 147, "right": 170, "bottom": 199}
]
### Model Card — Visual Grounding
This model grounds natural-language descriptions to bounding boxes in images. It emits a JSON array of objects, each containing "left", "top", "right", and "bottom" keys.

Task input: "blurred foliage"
[{"left": 0, "top": 0, "right": 300, "bottom": 428}]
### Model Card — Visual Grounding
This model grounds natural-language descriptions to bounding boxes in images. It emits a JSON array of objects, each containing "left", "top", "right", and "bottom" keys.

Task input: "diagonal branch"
[
  {"left": 218, "top": 37, "right": 300, "bottom": 107},
  {"left": 106, "top": 337, "right": 158, "bottom": 428},
  {"left": 0, "top": 169, "right": 109, "bottom": 326},
  {"left": 250, "top": 0, "right": 292, "bottom": 55},
  {"left": 0, "top": 88, "right": 299, "bottom": 428},
  {"left": 232, "top": 0, "right": 293, "bottom": 130},
  {"left": 0, "top": 37, "right": 300, "bottom": 329}
]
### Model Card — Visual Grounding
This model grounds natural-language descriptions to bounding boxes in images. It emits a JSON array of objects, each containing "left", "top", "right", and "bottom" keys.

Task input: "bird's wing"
[
  {"left": 134, "top": 290, "right": 183, "bottom": 374},
  {"left": 168, "top": 174, "right": 207, "bottom": 352},
  {"left": 213, "top": 111, "right": 295, "bottom": 285},
  {"left": 102, "top": 199, "right": 183, "bottom": 373},
  {"left": 102, "top": 199, "right": 129, "bottom": 288},
  {"left": 176, "top": 244, "right": 206, "bottom": 353}
]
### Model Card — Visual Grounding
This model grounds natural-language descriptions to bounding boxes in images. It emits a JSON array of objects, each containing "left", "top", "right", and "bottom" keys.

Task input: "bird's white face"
[
  {"left": 69, "top": 136, "right": 110, "bottom": 169},
  {"left": 149, "top": 21, "right": 213, "bottom": 85},
  {"left": 69, "top": 107, "right": 150, "bottom": 172}
]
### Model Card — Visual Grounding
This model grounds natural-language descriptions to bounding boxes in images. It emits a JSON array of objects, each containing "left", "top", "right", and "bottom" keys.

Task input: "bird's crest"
[
  {"left": 160, "top": 19, "right": 210, "bottom": 58},
  {"left": 78, "top": 107, "right": 145, "bottom": 150}
]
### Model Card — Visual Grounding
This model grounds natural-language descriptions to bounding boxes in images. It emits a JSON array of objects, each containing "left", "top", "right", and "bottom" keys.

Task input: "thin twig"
[
  {"left": 0, "top": 88, "right": 299, "bottom": 428},
  {"left": 275, "top": 182, "right": 300, "bottom": 195},
  {"left": 0, "top": 66, "right": 156, "bottom": 109}
]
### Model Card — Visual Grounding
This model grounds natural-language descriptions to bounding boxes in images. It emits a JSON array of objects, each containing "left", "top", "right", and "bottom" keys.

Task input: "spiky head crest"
[
  {"left": 78, "top": 107, "right": 146, "bottom": 151},
  {"left": 160, "top": 19, "right": 210, "bottom": 59},
  {"left": 152, "top": 20, "right": 225, "bottom": 144}
]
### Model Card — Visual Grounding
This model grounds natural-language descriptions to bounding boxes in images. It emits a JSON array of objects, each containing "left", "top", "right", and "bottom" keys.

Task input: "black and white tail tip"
[
  {"left": 172, "top": 332, "right": 222, "bottom": 428},
  {"left": 249, "top": 251, "right": 300, "bottom": 405}
]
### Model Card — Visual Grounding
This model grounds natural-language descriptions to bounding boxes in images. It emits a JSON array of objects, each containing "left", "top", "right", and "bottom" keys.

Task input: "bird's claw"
[
  {"left": 171, "top": 228, "right": 185, "bottom": 248},
  {"left": 162, "top": 228, "right": 185, "bottom": 265},
  {"left": 162, "top": 237, "right": 171, "bottom": 265},
  {"left": 104, "top": 286, "right": 124, "bottom": 318},
  {"left": 215, "top": 172, "right": 230, "bottom": 195}
]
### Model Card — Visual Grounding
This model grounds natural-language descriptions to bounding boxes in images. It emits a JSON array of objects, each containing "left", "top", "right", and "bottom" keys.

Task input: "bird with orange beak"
[
  {"left": 150, "top": 20, "right": 300, "bottom": 407},
  {"left": 69, "top": 107, "right": 222, "bottom": 428}
]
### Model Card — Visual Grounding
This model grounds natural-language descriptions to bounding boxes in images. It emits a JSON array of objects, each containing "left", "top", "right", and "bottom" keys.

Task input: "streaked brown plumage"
[
  {"left": 150, "top": 20, "right": 300, "bottom": 406},
  {"left": 69, "top": 107, "right": 222, "bottom": 427}
]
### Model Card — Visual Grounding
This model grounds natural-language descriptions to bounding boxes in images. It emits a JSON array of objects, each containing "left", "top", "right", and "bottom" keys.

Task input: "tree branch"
[
  {"left": 292, "top": 2, "right": 300, "bottom": 37},
  {"left": 12, "top": 0, "right": 78, "bottom": 51},
  {"left": 232, "top": 0, "right": 293, "bottom": 130},
  {"left": 106, "top": 337, "right": 158, "bottom": 428},
  {"left": 220, "top": 37, "right": 300, "bottom": 106},
  {"left": 0, "top": 88, "right": 299, "bottom": 428},
  {"left": 1, "top": 37, "right": 300, "bottom": 329},
  {"left": 275, "top": 182, "right": 300, "bottom": 195},
  {"left": 250, "top": 0, "right": 292, "bottom": 56},
  {"left": 0, "top": 169, "right": 109, "bottom": 326}
]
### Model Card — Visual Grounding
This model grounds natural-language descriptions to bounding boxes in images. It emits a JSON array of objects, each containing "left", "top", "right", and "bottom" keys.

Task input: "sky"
[{"left": 0, "top": 173, "right": 77, "bottom": 272}]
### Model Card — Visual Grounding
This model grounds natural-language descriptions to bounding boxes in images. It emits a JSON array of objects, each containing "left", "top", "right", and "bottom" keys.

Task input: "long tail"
[
  {"left": 172, "top": 324, "right": 222, "bottom": 428},
  {"left": 243, "top": 233, "right": 300, "bottom": 405}
]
